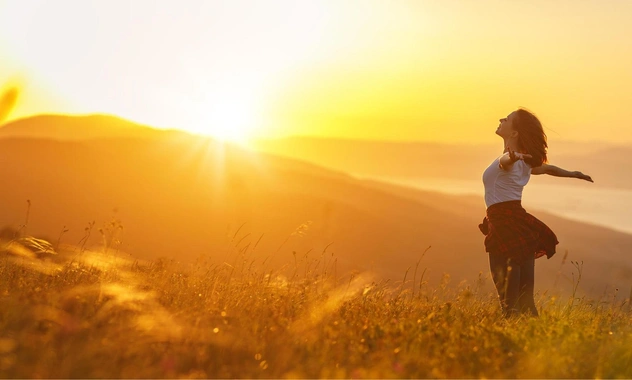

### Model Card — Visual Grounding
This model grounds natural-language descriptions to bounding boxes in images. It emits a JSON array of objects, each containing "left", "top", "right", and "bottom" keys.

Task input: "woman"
[{"left": 479, "top": 109, "right": 593, "bottom": 318}]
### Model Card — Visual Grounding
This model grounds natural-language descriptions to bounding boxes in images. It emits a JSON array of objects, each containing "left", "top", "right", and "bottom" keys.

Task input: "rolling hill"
[{"left": 0, "top": 115, "right": 631, "bottom": 298}]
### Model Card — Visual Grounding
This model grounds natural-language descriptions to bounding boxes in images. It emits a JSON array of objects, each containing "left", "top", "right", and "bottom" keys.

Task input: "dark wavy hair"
[{"left": 512, "top": 108, "right": 548, "bottom": 167}]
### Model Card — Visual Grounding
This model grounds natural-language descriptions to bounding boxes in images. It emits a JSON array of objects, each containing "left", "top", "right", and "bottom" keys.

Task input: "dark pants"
[{"left": 489, "top": 253, "right": 538, "bottom": 318}]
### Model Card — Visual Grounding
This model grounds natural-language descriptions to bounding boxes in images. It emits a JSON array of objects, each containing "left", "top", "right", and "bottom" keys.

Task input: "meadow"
[{"left": 1, "top": 231, "right": 631, "bottom": 379}]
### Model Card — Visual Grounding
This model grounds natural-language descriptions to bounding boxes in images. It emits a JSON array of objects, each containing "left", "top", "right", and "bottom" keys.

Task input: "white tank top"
[{"left": 482, "top": 155, "right": 531, "bottom": 209}]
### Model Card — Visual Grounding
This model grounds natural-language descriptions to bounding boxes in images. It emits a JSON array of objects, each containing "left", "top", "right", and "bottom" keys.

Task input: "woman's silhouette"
[{"left": 479, "top": 109, "right": 593, "bottom": 317}]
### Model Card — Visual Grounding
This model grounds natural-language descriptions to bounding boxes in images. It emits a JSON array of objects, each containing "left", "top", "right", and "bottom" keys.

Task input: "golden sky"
[{"left": 0, "top": 0, "right": 631, "bottom": 143}]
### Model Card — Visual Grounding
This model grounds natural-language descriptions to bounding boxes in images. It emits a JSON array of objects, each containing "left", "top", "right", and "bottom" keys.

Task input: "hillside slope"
[{"left": 0, "top": 115, "right": 630, "bottom": 297}]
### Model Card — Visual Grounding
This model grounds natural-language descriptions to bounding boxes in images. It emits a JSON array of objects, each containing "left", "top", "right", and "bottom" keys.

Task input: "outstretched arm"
[{"left": 531, "top": 163, "right": 593, "bottom": 182}]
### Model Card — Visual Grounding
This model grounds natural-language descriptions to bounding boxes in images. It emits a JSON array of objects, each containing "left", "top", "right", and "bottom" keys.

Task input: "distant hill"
[
  {"left": 252, "top": 136, "right": 631, "bottom": 189},
  {"left": 0, "top": 114, "right": 174, "bottom": 141},
  {"left": 0, "top": 115, "right": 630, "bottom": 298}
]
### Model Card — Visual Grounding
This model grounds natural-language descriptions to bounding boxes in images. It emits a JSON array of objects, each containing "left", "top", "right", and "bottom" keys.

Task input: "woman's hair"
[{"left": 513, "top": 108, "right": 548, "bottom": 167}]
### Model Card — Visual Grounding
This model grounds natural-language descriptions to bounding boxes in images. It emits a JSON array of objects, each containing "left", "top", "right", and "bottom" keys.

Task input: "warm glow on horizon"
[
  {"left": 188, "top": 106, "right": 253, "bottom": 143},
  {"left": 1, "top": 0, "right": 632, "bottom": 144},
  {"left": 179, "top": 80, "right": 261, "bottom": 143}
]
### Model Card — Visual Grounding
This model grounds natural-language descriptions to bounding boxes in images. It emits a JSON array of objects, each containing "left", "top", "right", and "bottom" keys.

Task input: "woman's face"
[{"left": 496, "top": 111, "right": 518, "bottom": 139}]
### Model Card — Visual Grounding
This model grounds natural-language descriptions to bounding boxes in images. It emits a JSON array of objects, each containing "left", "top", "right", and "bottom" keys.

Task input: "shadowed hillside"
[{"left": 0, "top": 115, "right": 631, "bottom": 298}]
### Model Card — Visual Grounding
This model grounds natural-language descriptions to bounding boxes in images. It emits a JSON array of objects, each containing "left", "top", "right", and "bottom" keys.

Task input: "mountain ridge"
[{"left": 0, "top": 113, "right": 177, "bottom": 141}]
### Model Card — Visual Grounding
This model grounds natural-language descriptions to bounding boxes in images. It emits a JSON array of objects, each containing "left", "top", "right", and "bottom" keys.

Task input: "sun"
[
  {"left": 187, "top": 93, "right": 258, "bottom": 144},
  {"left": 202, "top": 101, "right": 254, "bottom": 143}
]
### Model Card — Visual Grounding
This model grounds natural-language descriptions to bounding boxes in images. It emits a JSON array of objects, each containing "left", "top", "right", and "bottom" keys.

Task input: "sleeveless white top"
[{"left": 482, "top": 155, "right": 532, "bottom": 209}]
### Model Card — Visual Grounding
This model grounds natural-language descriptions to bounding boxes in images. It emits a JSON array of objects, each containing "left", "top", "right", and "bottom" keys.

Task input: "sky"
[{"left": 0, "top": 0, "right": 631, "bottom": 143}]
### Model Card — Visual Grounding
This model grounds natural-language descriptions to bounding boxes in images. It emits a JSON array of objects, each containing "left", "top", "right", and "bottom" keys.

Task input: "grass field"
[{"left": 1, "top": 234, "right": 631, "bottom": 379}]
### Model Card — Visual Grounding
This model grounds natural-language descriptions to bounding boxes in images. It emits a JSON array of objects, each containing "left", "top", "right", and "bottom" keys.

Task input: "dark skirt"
[{"left": 478, "top": 200, "right": 558, "bottom": 261}]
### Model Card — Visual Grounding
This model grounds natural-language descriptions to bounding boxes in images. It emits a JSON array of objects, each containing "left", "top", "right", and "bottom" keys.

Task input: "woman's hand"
[
  {"left": 500, "top": 147, "right": 532, "bottom": 170},
  {"left": 573, "top": 171, "right": 593, "bottom": 182},
  {"left": 507, "top": 147, "right": 532, "bottom": 162}
]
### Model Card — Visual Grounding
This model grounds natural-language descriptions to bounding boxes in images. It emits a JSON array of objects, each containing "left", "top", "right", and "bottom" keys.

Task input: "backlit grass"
[{"left": 1, "top": 236, "right": 631, "bottom": 378}]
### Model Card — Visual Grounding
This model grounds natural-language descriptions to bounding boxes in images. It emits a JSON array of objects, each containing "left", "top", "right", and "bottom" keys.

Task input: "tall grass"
[{"left": 1, "top": 234, "right": 631, "bottom": 378}]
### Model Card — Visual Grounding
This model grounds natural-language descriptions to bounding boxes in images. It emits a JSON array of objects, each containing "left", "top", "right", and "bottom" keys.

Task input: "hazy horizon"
[{"left": 2, "top": 111, "right": 629, "bottom": 151}]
